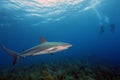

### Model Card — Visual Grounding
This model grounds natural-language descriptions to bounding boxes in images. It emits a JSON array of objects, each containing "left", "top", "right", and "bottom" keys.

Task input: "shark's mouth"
[{"left": 0, "top": 0, "right": 101, "bottom": 23}]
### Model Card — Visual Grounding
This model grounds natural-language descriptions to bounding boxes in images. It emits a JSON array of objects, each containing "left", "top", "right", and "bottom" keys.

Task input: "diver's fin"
[
  {"left": 1, "top": 45, "right": 19, "bottom": 65},
  {"left": 40, "top": 37, "right": 47, "bottom": 43}
]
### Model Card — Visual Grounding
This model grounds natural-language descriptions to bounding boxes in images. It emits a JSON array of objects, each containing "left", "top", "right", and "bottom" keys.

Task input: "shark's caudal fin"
[{"left": 1, "top": 45, "right": 19, "bottom": 65}]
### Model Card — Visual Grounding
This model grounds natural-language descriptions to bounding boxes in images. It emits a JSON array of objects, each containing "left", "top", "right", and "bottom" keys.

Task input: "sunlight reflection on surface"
[{"left": 1, "top": 0, "right": 101, "bottom": 23}]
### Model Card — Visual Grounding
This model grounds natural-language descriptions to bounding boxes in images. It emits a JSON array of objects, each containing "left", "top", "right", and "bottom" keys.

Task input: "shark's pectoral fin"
[
  {"left": 22, "top": 49, "right": 25, "bottom": 52},
  {"left": 50, "top": 53, "right": 55, "bottom": 55}
]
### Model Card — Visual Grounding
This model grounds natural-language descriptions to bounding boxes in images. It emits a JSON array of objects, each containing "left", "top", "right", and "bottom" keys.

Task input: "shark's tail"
[{"left": 1, "top": 45, "right": 19, "bottom": 65}]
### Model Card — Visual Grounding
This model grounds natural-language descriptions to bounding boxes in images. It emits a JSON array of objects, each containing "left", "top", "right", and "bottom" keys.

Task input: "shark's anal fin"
[{"left": 40, "top": 37, "right": 47, "bottom": 43}]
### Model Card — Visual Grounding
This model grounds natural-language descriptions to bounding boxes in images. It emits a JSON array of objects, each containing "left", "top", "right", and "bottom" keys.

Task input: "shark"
[{"left": 0, "top": 37, "right": 72, "bottom": 65}]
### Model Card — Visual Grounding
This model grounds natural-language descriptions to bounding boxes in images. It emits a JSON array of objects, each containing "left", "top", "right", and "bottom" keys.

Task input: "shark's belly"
[
  {"left": 28, "top": 47, "right": 59, "bottom": 56},
  {"left": 21, "top": 49, "right": 51, "bottom": 57},
  {"left": 20, "top": 45, "right": 68, "bottom": 57},
  {"left": 20, "top": 47, "right": 49, "bottom": 57},
  {"left": 31, "top": 51, "right": 49, "bottom": 56}
]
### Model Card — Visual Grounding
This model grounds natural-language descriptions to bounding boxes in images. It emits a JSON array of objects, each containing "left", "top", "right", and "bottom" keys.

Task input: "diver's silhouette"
[
  {"left": 110, "top": 23, "right": 115, "bottom": 33},
  {"left": 100, "top": 25, "right": 104, "bottom": 34}
]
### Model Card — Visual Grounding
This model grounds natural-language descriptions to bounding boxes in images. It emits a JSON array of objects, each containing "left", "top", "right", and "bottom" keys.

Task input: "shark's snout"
[
  {"left": 66, "top": 44, "right": 72, "bottom": 48},
  {"left": 63, "top": 44, "right": 72, "bottom": 49}
]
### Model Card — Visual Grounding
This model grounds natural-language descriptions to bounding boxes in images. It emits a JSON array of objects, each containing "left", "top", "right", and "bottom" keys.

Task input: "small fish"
[{"left": 1, "top": 37, "right": 72, "bottom": 65}]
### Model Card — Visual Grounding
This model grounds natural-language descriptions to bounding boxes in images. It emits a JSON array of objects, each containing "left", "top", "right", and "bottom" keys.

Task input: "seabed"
[{"left": 0, "top": 59, "right": 120, "bottom": 80}]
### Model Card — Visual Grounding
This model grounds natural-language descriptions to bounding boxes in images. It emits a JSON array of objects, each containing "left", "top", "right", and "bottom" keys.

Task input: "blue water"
[{"left": 0, "top": 0, "right": 120, "bottom": 68}]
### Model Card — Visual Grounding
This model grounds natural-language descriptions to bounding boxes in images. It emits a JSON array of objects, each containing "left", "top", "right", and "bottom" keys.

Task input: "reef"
[{"left": 0, "top": 60, "right": 120, "bottom": 80}]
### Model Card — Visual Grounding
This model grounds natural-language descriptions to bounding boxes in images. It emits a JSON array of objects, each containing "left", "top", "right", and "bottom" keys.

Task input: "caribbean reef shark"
[{"left": 1, "top": 37, "right": 72, "bottom": 65}]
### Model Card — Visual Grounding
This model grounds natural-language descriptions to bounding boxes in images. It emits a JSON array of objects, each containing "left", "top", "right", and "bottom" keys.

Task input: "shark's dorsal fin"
[{"left": 40, "top": 37, "right": 47, "bottom": 43}]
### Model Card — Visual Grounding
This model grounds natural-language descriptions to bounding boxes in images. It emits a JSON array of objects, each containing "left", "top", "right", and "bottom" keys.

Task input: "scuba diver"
[
  {"left": 110, "top": 23, "right": 115, "bottom": 33},
  {"left": 100, "top": 25, "right": 104, "bottom": 34},
  {"left": 100, "top": 23, "right": 116, "bottom": 34}
]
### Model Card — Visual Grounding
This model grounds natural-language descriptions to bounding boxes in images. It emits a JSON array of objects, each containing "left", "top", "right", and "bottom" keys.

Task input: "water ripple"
[{"left": 0, "top": 0, "right": 101, "bottom": 23}]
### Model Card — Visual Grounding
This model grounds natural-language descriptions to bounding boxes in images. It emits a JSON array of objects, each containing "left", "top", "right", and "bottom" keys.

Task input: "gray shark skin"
[{"left": 1, "top": 37, "right": 72, "bottom": 65}]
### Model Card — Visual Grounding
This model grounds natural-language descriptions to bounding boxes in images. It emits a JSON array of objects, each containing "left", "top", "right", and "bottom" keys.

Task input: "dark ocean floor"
[{"left": 0, "top": 59, "right": 120, "bottom": 80}]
